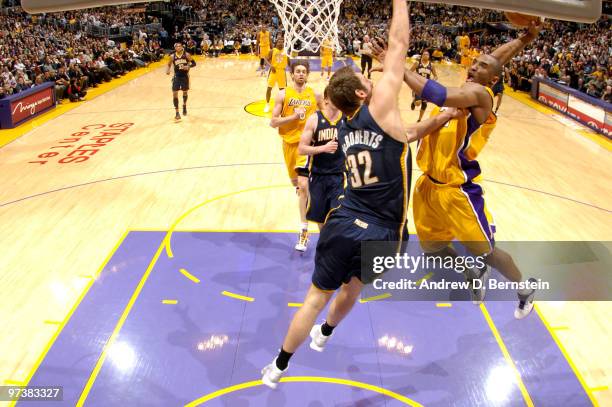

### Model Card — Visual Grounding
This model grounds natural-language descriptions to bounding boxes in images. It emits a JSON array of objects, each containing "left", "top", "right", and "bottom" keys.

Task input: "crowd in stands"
[
  {"left": 506, "top": 18, "right": 611, "bottom": 101},
  {"left": 0, "top": 0, "right": 610, "bottom": 102},
  {"left": 0, "top": 4, "right": 163, "bottom": 102},
  {"left": 173, "top": 0, "right": 610, "bottom": 102}
]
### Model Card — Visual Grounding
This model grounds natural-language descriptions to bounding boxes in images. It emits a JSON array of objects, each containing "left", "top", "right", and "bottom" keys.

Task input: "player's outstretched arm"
[
  {"left": 491, "top": 20, "right": 542, "bottom": 66},
  {"left": 403, "top": 67, "right": 490, "bottom": 109},
  {"left": 270, "top": 90, "right": 300, "bottom": 128},
  {"left": 405, "top": 107, "right": 465, "bottom": 143},
  {"left": 368, "top": 0, "right": 410, "bottom": 136},
  {"left": 372, "top": 38, "right": 490, "bottom": 108},
  {"left": 370, "top": 38, "right": 491, "bottom": 111}
]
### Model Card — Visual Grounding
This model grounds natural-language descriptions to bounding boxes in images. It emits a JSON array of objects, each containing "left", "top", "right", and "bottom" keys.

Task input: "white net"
[{"left": 269, "top": 0, "right": 343, "bottom": 54}]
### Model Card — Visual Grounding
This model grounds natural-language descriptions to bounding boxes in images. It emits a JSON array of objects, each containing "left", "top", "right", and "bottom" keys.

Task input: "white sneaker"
[
  {"left": 294, "top": 230, "right": 308, "bottom": 252},
  {"left": 263, "top": 104, "right": 270, "bottom": 113},
  {"left": 261, "top": 358, "right": 287, "bottom": 389},
  {"left": 309, "top": 324, "right": 332, "bottom": 352},
  {"left": 514, "top": 278, "right": 537, "bottom": 319}
]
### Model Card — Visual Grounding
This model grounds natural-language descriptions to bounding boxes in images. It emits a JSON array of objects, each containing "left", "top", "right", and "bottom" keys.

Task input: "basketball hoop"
[{"left": 269, "top": 0, "right": 343, "bottom": 54}]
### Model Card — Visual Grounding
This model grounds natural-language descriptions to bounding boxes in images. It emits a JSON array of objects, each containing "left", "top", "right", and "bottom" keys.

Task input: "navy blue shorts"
[
  {"left": 312, "top": 209, "right": 402, "bottom": 291},
  {"left": 492, "top": 81, "right": 504, "bottom": 96},
  {"left": 307, "top": 173, "right": 344, "bottom": 224},
  {"left": 173, "top": 76, "right": 189, "bottom": 91}
]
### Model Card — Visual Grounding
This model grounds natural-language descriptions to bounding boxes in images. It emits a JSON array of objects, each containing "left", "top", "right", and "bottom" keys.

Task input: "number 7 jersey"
[{"left": 338, "top": 105, "right": 412, "bottom": 231}]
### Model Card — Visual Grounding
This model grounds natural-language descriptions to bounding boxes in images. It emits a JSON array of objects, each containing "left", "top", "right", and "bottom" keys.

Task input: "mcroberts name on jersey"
[{"left": 341, "top": 129, "right": 384, "bottom": 154}]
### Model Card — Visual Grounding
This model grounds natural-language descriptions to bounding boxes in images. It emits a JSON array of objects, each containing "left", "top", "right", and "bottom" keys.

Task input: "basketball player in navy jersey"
[
  {"left": 261, "top": 0, "right": 464, "bottom": 388},
  {"left": 166, "top": 42, "right": 196, "bottom": 120},
  {"left": 409, "top": 50, "right": 438, "bottom": 122},
  {"left": 492, "top": 65, "right": 509, "bottom": 114},
  {"left": 297, "top": 86, "right": 345, "bottom": 230}
]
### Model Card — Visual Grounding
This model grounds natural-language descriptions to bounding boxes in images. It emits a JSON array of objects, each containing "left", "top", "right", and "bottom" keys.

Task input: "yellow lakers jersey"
[
  {"left": 259, "top": 31, "right": 270, "bottom": 48},
  {"left": 280, "top": 86, "right": 318, "bottom": 143},
  {"left": 271, "top": 48, "right": 288, "bottom": 70},
  {"left": 320, "top": 40, "right": 333, "bottom": 57},
  {"left": 416, "top": 87, "right": 496, "bottom": 186}
]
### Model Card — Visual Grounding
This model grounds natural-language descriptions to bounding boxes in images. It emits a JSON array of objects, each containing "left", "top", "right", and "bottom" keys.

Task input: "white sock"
[{"left": 300, "top": 222, "right": 308, "bottom": 232}]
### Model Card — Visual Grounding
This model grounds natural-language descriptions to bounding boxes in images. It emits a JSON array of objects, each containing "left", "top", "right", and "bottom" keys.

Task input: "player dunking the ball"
[
  {"left": 166, "top": 42, "right": 196, "bottom": 121},
  {"left": 270, "top": 60, "right": 322, "bottom": 252},
  {"left": 393, "top": 14, "right": 543, "bottom": 318},
  {"left": 261, "top": 0, "right": 465, "bottom": 387},
  {"left": 298, "top": 86, "right": 345, "bottom": 230}
]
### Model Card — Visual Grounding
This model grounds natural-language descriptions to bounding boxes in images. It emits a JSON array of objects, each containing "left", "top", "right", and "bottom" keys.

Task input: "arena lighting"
[{"left": 21, "top": 0, "right": 602, "bottom": 22}]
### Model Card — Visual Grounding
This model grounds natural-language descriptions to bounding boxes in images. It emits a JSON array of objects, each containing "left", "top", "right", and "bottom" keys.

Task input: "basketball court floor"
[{"left": 0, "top": 56, "right": 610, "bottom": 406}]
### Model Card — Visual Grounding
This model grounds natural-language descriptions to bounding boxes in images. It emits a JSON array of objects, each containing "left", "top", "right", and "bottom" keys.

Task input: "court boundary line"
[
  {"left": 135, "top": 228, "right": 320, "bottom": 233},
  {"left": 0, "top": 163, "right": 284, "bottom": 208},
  {"left": 6, "top": 229, "right": 130, "bottom": 407},
  {"left": 503, "top": 88, "right": 611, "bottom": 152},
  {"left": 479, "top": 304, "right": 534, "bottom": 406},
  {"left": 183, "top": 376, "right": 424, "bottom": 406},
  {"left": 14, "top": 228, "right": 594, "bottom": 406},
  {"left": 163, "top": 184, "right": 290, "bottom": 258},
  {"left": 0, "top": 60, "right": 168, "bottom": 150},
  {"left": 76, "top": 233, "right": 167, "bottom": 406},
  {"left": 534, "top": 304, "right": 599, "bottom": 406},
  {"left": 76, "top": 186, "right": 294, "bottom": 403},
  {"left": 2, "top": 165, "right": 609, "bottom": 213}
]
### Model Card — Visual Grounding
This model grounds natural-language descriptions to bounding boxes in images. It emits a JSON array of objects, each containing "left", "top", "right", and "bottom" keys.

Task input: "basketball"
[{"left": 505, "top": 11, "right": 542, "bottom": 27}]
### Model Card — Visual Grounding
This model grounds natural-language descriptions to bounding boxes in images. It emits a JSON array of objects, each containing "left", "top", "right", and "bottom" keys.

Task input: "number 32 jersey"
[{"left": 338, "top": 105, "right": 412, "bottom": 231}]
